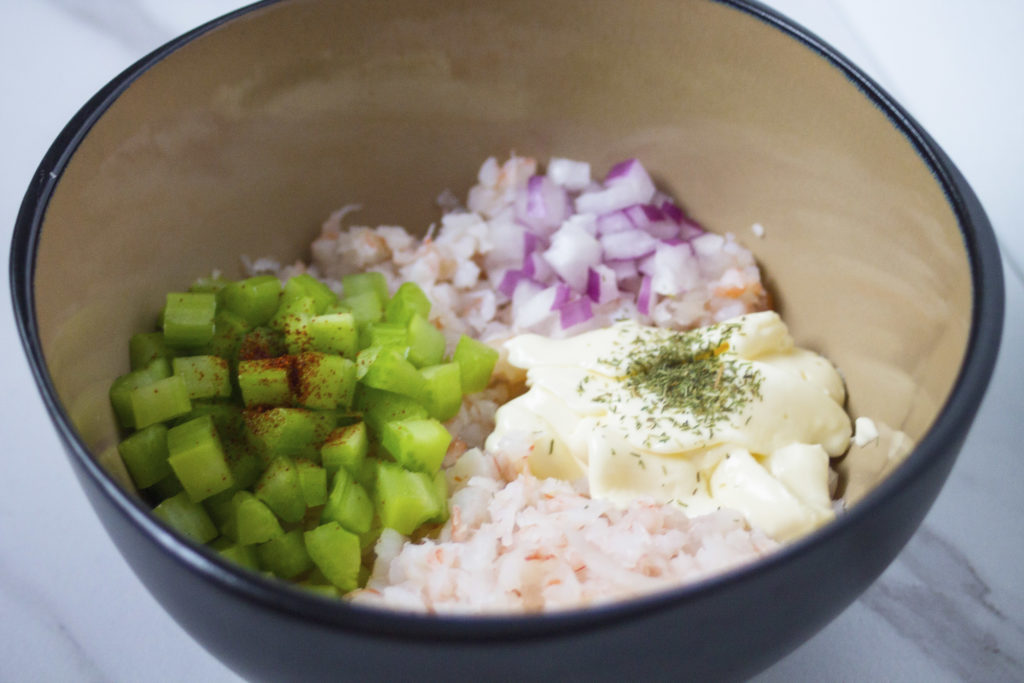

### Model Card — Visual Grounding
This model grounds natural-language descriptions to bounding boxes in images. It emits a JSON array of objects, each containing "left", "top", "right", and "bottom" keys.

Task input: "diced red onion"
[
  {"left": 637, "top": 275, "right": 654, "bottom": 316},
  {"left": 558, "top": 296, "right": 594, "bottom": 329},
  {"left": 498, "top": 268, "right": 528, "bottom": 297},
  {"left": 544, "top": 218, "right": 603, "bottom": 291},
  {"left": 575, "top": 160, "right": 656, "bottom": 215},
  {"left": 600, "top": 229, "right": 659, "bottom": 260},
  {"left": 586, "top": 264, "right": 619, "bottom": 304},
  {"left": 515, "top": 175, "right": 568, "bottom": 234},
  {"left": 514, "top": 285, "right": 559, "bottom": 329},
  {"left": 644, "top": 220, "right": 679, "bottom": 240},
  {"left": 550, "top": 282, "right": 572, "bottom": 310},
  {"left": 661, "top": 201, "right": 684, "bottom": 224},
  {"left": 607, "top": 258, "right": 639, "bottom": 282},
  {"left": 596, "top": 210, "right": 633, "bottom": 235}
]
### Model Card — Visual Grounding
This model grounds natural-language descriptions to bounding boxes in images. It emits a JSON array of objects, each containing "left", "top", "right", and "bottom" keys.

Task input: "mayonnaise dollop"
[{"left": 485, "top": 311, "right": 852, "bottom": 541}]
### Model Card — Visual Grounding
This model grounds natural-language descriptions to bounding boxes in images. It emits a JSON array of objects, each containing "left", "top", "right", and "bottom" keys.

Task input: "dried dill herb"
[{"left": 614, "top": 323, "right": 764, "bottom": 435}]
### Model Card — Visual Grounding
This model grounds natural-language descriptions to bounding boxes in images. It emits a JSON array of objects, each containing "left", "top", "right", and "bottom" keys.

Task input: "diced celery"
[
  {"left": 301, "top": 582, "right": 341, "bottom": 598},
  {"left": 130, "top": 375, "right": 192, "bottom": 428},
  {"left": 363, "top": 322, "right": 409, "bottom": 351},
  {"left": 296, "top": 458, "right": 328, "bottom": 507},
  {"left": 294, "top": 352, "right": 356, "bottom": 411},
  {"left": 379, "top": 418, "right": 452, "bottom": 474},
  {"left": 203, "top": 486, "right": 241, "bottom": 531},
  {"left": 166, "top": 415, "right": 234, "bottom": 502},
  {"left": 129, "top": 332, "right": 174, "bottom": 371},
  {"left": 117, "top": 423, "right": 170, "bottom": 489},
  {"left": 320, "top": 422, "right": 368, "bottom": 476},
  {"left": 217, "top": 542, "right": 260, "bottom": 571},
  {"left": 357, "top": 346, "right": 426, "bottom": 403},
  {"left": 149, "top": 473, "right": 183, "bottom": 499},
  {"left": 342, "top": 271, "right": 389, "bottom": 304},
  {"left": 406, "top": 314, "right": 445, "bottom": 368},
  {"left": 374, "top": 462, "right": 443, "bottom": 536},
  {"left": 256, "top": 530, "right": 312, "bottom": 579},
  {"left": 354, "top": 386, "right": 428, "bottom": 435},
  {"left": 254, "top": 456, "right": 306, "bottom": 523},
  {"left": 244, "top": 407, "right": 336, "bottom": 462},
  {"left": 281, "top": 274, "right": 338, "bottom": 315},
  {"left": 173, "top": 355, "right": 232, "bottom": 399},
  {"left": 419, "top": 362, "right": 463, "bottom": 421},
  {"left": 430, "top": 469, "right": 449, "bottom": 524},
  {"left": 453, "top": 334, "right": 498, "bottom": 393},
  {"left": 233, "top": 490, "right": 284, "bottom": 545},
  {"left": 338, "top": 290, "right": 383, "bottom": 327},
  {"left": 220, "top": 275, "right": 282, "bottom": 327},
  {"left": 307, "top": 312, "right": 358, "bottom": 359},
  {"left": 384, "top": 282, "right": 430, "bottom": 326},
  {"left": 153, "top": 490, "right": 218, "bottom": 543},
  {"left": 322, "top": 467, "right": 373, "bottom": 534},
  {"left": 238, "top": 326, "right": 287, "bottom": 361},
  {"left": 304, "top": 522, "right": 361, "bottom": 592},
  {"left": 163, "top": 292, "right": 217, "bottom": 348},
  {"left": 203, "top": 310, "right": 250, "bottom": 362},
  {"left": 109, "top": 357, "right": 171, "bottom": 429},
  {"left": 237, "top": 357, "right": 293, "bottom": 407}
]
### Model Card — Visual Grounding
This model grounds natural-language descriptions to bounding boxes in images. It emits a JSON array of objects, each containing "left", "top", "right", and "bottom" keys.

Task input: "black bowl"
[{"left": 10, "top": 1, "right": 1003, "bottom": 680}]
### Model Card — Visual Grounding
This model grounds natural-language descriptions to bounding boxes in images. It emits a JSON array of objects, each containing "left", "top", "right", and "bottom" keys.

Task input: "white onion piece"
[
  {"left": 575, "top": 159, "right": 656, "bottom": 215},
  {"left": 651, "top": 242, "right": 701, "bottom": 296},
  {"left": 515, "top": 175, "right": 569, "bottom": 234},
  {"left": 596, "top": 210, "right": 633, "bottom": 235},
  {"left": 511, "top": 278, "right": 544, "bottom": 314},
  {"left": 600, "top": 229, "right": 659, "bottom": 260},
  {"left": 514, "top": 284, "right": 560, "bottom": 329},
  {"left": 586, "top": 264, "right": 619, "bottom": 304},
  {"left": 607, "top": 258, "right": 639, "bottom": 282},
  {"left": 543, "top": 218, "right": 602, "bottom": 292},
  {"left": 547, "top": 157, "right": 591, "bottom": 191}
]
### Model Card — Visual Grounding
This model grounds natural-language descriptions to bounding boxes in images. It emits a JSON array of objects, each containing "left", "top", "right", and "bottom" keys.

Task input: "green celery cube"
[
  {"left": 307, "top": 312, "right": 358, "bottom": 359},
  {"left": 453, "top": 335, "right": 498, "bottom": 393},
  {"left": 374, "top": 462, "right": 444, "bottom": 536},
  {"left": 238, "top": 326, "right": 287, "bottom": 361},
  {"left": 281, "top": 274, "right": 338, "bottom": 315},
  {"left": 129, "top": 332, "right": 174, "bottom": 370},
  {"left": 357, "top": 346, "right": 426, "bottom": 403},
  {"left": 379, "top": 418, "right": 452, "bottom": 474},
  {"left": 166, "top": 415, "right": 234, "bottom": 501},
  {"left": 320, "top": 422, "right": 369, "bottom": 475},
  {"left": 130, "top": 375, "right": 192, "bottom": 428},
  {"left": 202, "top": 310, "right": 250, "bottom": 362},
  {"left": 294, "top": 352, "right": 356, "bottom": 411},
  {"left": 254, "top": 457, "right": 306, "bottom": 523},
  {"left": 173, "top": 355, "right": 232, "bottom": 399},
  {"left": 419, "top": 363, "right": 463, "bottom": 421},
  {"left": 233, "top": 490, "right": 284, "bottom": 545},
  {"left": 354, "top": 386, "right": 428, "bottom": 435},
  {"left": 153, "top": 490, "right": 218, "bottom": 543},
  {"left": 338, "top": 291, "right": 383, "bottom": 327},
  {"left": 164, "top": 292, "right": 217, "bottom": 348},
  {"left": 244, "top": 407, "right": 336, "bottom": 462},
  {"left": 220, "top": 275, "right": 282, "bottom": 327},
  {"left": 217, "top": 542, "right": 260, "bottom": 571},
  {"left": 237, "top": 357, "right": 293, "bottom": 407},
  {"left": 322, "top": 467, "right": 373, "bottom": 534},
  {"left": 296, "top": 459, "right": 328, "bottom": 507},
  {"left": 406, "top": 314, "right": 445, "bottom": 368},
  {"left": 117, "top": 423, "right": 170, "bottom": 489},
  {"left": 384, "top": 281, "right": 430, "bottom": 326},
  {"left": 304, "top": 522, "right": 361, "bottom": 592},
  {"left": 256, "top": 530, "right": 312, "bottom": 579},
  {"left": 342, "top": 271, "right": 389, "bottom": 304},
  {"left": 109, "top": 357, "right": 171, "bottom": 429}
]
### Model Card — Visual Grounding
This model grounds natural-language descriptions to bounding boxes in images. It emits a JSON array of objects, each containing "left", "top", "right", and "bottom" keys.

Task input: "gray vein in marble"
[
  {"left": 862, "top": 524, "right": 1023, "bottom": 681},
  {"left": 0, "top": 558, "right": 106, "bottom": 683},
  {"left": 45, "top": 0, "right": 170, "bottom": 55}
]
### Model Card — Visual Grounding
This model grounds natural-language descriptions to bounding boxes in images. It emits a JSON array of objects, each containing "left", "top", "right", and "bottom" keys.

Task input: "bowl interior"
[{"left": 32, "top": 0, "right": 970, "bottom": 519}]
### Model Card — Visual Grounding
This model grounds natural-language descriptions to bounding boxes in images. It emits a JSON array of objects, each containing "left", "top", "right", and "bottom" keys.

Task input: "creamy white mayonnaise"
[{"left": 485, "top": 311, "right": 852, "bottom": 541}]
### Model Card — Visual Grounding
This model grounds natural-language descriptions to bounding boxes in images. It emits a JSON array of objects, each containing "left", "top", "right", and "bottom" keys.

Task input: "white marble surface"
[{"left": 1, "top": 1, "right": 1022, "bottom": 680}]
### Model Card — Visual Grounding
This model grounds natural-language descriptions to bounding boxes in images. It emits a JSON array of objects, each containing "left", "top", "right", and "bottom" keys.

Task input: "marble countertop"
[{"left": 1, "top": 1, "right": 1021, "bottom": 680}]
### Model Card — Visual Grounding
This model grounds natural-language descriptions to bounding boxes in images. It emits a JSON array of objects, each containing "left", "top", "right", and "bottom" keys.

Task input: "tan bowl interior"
[{"left": 33, "top": 0, "right": 970, "bottom": 505}]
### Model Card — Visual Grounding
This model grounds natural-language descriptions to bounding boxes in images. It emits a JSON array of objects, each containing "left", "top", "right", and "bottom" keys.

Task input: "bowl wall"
[{"left": 14, "top": 0, "right": 1001, "bottom": 680}]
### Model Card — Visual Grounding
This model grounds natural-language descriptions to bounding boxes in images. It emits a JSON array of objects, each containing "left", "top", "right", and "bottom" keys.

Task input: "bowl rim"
[{"left": 8, "top": 0, "right": 1004, "bottom": 642}]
